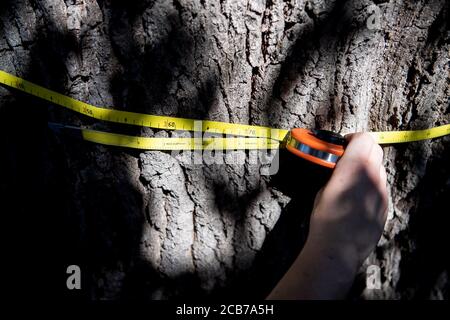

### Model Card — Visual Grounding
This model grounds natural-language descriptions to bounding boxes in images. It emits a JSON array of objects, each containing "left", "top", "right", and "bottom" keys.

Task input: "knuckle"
[
  {"left": 355, "top": 151, "right": 373, "bottom": 167},
  {"left": 355, "top": 132, "right": 376, "bottom": 145}
]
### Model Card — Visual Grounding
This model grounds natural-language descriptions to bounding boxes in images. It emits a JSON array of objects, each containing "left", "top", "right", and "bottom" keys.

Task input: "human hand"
[
  {"left": 267, "top": 133, "right": 388, "bottom": 300},
  {"left": 307, "top": 132, "right": 388, "bottom": 267}
]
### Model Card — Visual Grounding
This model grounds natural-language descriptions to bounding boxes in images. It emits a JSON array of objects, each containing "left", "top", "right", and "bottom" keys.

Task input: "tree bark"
[{"left": 1, "top": 0, "right": 448, "bottom": 300}]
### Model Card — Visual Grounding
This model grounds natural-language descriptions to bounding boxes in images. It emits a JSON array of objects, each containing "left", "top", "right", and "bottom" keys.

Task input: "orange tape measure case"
[{"left": 286, "top": 129, "right": 346, "bottom": 169}]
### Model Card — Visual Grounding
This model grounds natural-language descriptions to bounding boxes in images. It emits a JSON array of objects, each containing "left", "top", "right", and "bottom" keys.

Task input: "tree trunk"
[{"left": 1, "top": 0, "right": 448, "bottom": 300}]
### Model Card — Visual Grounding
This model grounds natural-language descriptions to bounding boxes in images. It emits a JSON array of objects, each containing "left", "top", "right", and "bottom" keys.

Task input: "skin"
[{"left": 267, "top": 133, "right": 388, "bottom": 300}]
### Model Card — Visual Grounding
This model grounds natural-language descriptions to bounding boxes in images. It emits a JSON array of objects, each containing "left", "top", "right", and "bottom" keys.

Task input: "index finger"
[{"left": 338, "top": 132, "right": 377, "bottom": 166}]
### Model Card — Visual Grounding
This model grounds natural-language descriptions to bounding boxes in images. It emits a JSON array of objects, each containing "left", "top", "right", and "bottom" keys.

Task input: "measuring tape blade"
[
  {"left": 369, "top": 124, "right": 450, "bottom": 144},
  {"left": 82, "top": 130, "right": 281, "bottom": 150},
  {"left": 0, "top": 70, "right": 288, "bottom": 141},
  {"left": 49, "top": 123, "right": 280, "bottom": 150},
  {"left": 1, "top": 70, "right": 449, "bottom": 152},
  {"left": 70, "top": 123, "right": 450, "bottom": 152}
]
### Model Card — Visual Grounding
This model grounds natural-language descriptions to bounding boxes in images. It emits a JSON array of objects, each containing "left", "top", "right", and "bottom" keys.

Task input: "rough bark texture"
[{"left": 1, "top": 0, "right": 449, "bottom": 300}]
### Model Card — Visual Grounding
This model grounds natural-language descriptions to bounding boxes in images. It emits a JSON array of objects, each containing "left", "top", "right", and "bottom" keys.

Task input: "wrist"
[
  {"left": 267, "top": 233, "right": 361, "bottom": 300},
  {"left": 302, "top": 234, "right": 361, "bottom": 278}
]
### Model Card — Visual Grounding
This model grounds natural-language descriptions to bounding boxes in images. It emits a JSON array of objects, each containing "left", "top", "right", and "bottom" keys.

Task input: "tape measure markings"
[
  {"left": 1, "top": 70, "right": 449, "bottom": 150},
  {"left": 0, "top": 70, "right": 288, "bottom": 141},
  {"left": 81, "top": 128, "right": 280, "bottom": 150},
  {"left": 368, "top": 124, "right": 450, "bottom": 144}
]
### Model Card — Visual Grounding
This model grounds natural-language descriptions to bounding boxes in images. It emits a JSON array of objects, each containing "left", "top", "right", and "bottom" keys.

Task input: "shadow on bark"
[
  {"left": 260, "top": 0, "right": 356, "bottom": 130},
  {"left": 396, "top": 140, "right": 450, "bottom": 299},
  {"left": 211, "top": 148, "right": 334, "bottom": 299},
  {"left": 2, "top": 0, "right": 448, "bottom": 301},
  {"left": 0, "top": 0, "right": 365, "bottom": 300},
  {"left": 0, "top": 3, "right": 86, "bottom": 300}
]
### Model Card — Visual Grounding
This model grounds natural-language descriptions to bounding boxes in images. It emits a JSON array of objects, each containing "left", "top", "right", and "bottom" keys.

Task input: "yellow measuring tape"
[
  {"left": 81, "top": 130, "right": 280, "bottom": 150},
  {"left": 0, "top": 70, "right": 449, "bottom": 150}
]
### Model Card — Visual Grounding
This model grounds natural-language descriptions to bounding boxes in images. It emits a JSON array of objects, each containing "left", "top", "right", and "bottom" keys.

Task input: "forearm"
[
  {"left": 267, "top": 239, "right": 360, "bottom": 300},
  {"left": 267, "top": 134, "right": 387, "bottom": 300}
]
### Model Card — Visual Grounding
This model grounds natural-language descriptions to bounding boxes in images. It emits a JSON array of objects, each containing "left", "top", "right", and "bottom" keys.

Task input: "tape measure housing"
[{"left": 286, "top": 128, "right": 345, "bottom": 168}]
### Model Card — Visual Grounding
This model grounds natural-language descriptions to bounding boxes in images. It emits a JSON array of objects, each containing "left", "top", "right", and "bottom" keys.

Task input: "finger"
[
  {"left": 379, "top": 165, "right": 389, "bottom": 221},
  {"left": 382, "top": 204, "right": 389, "bottom": 225},
  {"left": 334, "top": 133, "right": 376, "bottom": 173},
  {"left": 344, "top": 132, "right": 356, "bottom": 141},
  {"left": 370, "top": 143, "right": 384, "bottom": 167},
  {"left": 367, "top": 143, "right": 384, "bottom": 183},
  {"left": 345, "top": 132, "right": 377, "bottom": 142},
  {"left": 379, "top": 165, "right": 387, "bottom": 190}
]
